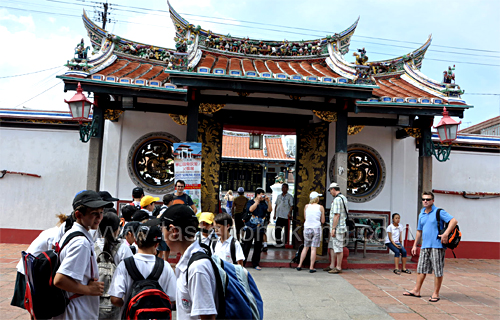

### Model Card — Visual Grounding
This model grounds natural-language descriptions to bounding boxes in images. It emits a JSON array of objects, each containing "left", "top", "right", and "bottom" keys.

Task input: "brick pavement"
[
  {"left": 1, "top": 242, "right": 499, "bottom": 319},
  {"left": 340, "top": 259, "right": 500, "bottom": 319}
]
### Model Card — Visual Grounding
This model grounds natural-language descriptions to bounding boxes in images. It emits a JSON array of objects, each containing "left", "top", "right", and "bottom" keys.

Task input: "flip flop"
[
  {"left": 401, "top": 269, "right": 412, "bottom": 274},
  {"left": 429, "top": 297, "right": 440, "bottom": 302},
  {"left": 296, "top": 267, "right": 302, "bottom": 271},
  {"left": 254, "top": 266, "right": 262, "bottom": 271},
  {"left": 403, "top": 291, "right": 421, "bottom": 298}
]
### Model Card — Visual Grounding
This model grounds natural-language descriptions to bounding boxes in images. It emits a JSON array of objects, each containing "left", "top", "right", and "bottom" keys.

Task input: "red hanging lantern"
[{"left": 434, "top": 107, "right": 461, "bottom": 143}]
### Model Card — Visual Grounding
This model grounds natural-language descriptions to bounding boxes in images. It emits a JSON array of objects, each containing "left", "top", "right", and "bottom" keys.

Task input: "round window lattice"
[
  {"left": 127, "top": 132, "right": 181, "bottom": 194},
  {"left": 329, "top": 144, "right": 386, "bottom": 203}
]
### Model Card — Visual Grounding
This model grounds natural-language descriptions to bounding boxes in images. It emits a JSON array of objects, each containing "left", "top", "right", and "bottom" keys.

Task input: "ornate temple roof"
[{"left": 59, "top": 6, "right": 468, "bottom": 108}]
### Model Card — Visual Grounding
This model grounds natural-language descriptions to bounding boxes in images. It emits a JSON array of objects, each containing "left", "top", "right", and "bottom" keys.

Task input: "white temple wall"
[
  {"left": 100, "top": 111, "right": 186, "bottom": 202},
  {"left": 0, "top": 127, "right": 89, "bottom": 231},
  {"left": 432, "top": 151, "right": 500, "bottom": 242}
]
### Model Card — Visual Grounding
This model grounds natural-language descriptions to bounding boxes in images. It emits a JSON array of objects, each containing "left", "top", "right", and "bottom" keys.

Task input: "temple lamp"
[
  {"left": 65, "top": 82, "right": 99, "bottom": 143},
  {"left": 425, "top": 107, "right": 461, "bottom": 162}
]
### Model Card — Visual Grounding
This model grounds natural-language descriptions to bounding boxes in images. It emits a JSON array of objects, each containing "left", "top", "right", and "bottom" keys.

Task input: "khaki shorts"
[{"left": 328, "top": 231, "right": 346, "bottom": 253}]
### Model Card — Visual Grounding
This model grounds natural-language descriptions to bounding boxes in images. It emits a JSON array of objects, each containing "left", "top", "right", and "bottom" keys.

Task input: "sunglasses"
[{"left": 421, "top": 198, "right": 433, "bottom": 201}]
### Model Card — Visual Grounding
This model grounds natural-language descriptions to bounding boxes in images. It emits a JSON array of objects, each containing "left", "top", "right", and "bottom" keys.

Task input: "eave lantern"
[
  {"left": 65, "top": 82, "right": 99, "bottom": 143},
  {"left": 425, "top": 107, "right": 461, "bottom": 162}
]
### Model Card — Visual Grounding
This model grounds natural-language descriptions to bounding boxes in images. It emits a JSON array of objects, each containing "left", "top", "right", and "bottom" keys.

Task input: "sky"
[{"left": 1, "top": 0, "right": 499, "bottom": 128}]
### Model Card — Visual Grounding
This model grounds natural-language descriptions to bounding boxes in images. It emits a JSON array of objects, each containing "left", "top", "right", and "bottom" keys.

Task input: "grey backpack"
[{"left": 95, "top": 242, "right": 121, "bottom": 320}]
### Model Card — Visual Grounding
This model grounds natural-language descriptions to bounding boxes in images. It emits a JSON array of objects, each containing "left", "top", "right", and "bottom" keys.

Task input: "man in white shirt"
[
  {"left": 273, "top": 183, "right": 294, "bottom": 247},
  {"left": 53, "top": 190, "right": 112, "bottom": 320}
]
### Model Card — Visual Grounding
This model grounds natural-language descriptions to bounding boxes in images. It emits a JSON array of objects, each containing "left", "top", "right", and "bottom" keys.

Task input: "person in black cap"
[
  {"left": 130, "top": 187, "right": 144, "bottom": 209},
  {"left": 98, "top": 191, "right": 119, "bottom": 208},
  {"left": 147, "top": 204, "right": 218, "bottom": 319},
  {"left": 109, "top": 225, "right": 177, "bottom": 314},
  {"left": 53, "top": 190, "right": 112, "bottom": 320}
]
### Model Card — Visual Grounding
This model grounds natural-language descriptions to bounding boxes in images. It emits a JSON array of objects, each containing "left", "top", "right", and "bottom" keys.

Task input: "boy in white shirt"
[
  {"left": 212, "top": 213, "right": 245, "bottom": 266},
  {"left": 53, "top": 190, "right": 112, "bottom": 320},
  {"left": 153, "top": 204, "right": 218, "bottom": 320}
]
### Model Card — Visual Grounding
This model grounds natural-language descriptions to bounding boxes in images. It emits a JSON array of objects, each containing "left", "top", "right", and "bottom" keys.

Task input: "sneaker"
[{"left": 309, "top": 269, "right": 317, "bottom": 273}]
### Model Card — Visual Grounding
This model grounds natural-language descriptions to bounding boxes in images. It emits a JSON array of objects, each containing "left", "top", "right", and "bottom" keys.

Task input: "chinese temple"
[{"left": 5, "top": 2, "right": 500, "bottom": 259}]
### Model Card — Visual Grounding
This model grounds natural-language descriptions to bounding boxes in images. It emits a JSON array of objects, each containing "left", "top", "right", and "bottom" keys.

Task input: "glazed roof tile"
[
  {"left": 254, "top": 60, "right": 269, "bottom": 74},
  {"left": 222, "top": 135, "right": 291, "bottom": 160}
]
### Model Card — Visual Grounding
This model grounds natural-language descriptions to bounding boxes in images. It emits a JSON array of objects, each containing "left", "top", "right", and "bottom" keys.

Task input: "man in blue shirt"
[
  {"left": 403, "top": 191, "right": 458, "bottom": 302},
  {"left": 241, "top": 188, "right": 272, "bottom": 270}
]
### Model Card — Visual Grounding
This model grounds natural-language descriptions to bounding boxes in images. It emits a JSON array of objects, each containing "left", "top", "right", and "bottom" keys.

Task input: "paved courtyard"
[{"left": 1, "top": 243, "right": 498, "bottom": 319}]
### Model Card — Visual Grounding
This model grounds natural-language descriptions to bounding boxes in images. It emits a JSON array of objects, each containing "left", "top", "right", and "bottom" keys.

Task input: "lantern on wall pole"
[
  {"left": 425, "top": 107, "right": 461, "bottom": 162},
  {"left": 65, "top": 82, "right": 99, "bottom": 143}
]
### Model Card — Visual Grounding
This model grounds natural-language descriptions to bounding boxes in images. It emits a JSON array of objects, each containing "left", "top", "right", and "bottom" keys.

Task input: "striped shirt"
[{"left": 330, "top": 193, "right": 348, "bottom": 233}]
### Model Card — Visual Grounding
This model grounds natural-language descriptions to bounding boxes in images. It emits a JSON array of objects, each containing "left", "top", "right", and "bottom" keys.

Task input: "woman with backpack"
[
  {"left": 108, "top": 225, "right": 176, "bottom": 318},
  {"left": 95, "top": 212, "right": 134, "bottom": 319}
]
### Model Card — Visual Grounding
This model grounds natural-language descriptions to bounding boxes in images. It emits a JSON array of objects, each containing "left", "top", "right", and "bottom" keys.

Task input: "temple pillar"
[
  {"left": 334, "top": 109, "right": 348, "bottom": 193},
  {"left": 186, "top": 89, "right": 199, "bottom": 142},
  {"left": 86, "top": 102, "right": 105, "bottom": 191},
  {"left": 417, "top": 118, "right": 433, "bottom": 217}
]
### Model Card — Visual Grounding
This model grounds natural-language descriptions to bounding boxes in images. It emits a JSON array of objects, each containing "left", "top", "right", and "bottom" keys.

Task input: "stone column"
[
  {"left": 417, "top": 119, "right": 433, "bottom": 215},
  {"left": 334, "top": 109, "right": 348, "bottom": 193},
  {"left": 186, "top": 90, "right": 199, "bottom": 142},
  {"left": 86, "top": 105, "right": 105, "bottom": 191}
]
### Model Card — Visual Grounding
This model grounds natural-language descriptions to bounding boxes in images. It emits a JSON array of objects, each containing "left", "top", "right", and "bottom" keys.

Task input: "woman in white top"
[
  {"left": 109, "top": 225, "right": 177, "bottom": 317},
  {"left": 384, "top": 213, "right": 410, "bottom": 275},
  {"left": 297, "top": 192, "right": 325, "bottom": 273}
]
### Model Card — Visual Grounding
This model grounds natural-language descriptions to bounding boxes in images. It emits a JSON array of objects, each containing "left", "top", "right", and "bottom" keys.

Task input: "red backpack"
[{"left": 122, "top": 257, "right": 172, "bottom": 320}]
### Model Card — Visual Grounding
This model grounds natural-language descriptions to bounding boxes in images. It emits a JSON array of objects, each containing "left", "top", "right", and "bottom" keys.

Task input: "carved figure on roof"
[
  {"left": 353, "top": 47, "right": 368, "bottom": 65},
  {"left": 275, "top": 172, "right": 285, "bottom": 184},
  {"left": 74, "top": 39, "right": 90, "bottom": 61},
  {"left": 354, "top": 65, "right": 375, "bottom": 85},
  {"left": 443, "top": 65, "right": 455, "bottom": 84}
]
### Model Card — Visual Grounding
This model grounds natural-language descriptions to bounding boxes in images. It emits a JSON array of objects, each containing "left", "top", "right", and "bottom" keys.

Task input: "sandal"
[
  {"left": 393, "top": 269, "right": 401, "bottom": 275},
  {"left": 401, "top": 269, "right": 412, "bottom": 274}
]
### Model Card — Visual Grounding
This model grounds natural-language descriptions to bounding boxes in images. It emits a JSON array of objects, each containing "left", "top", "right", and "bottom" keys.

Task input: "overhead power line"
[
  {"left": 0, "top": 66, "right": 62, "bottom": 79},
  {"left": 13, "top": 82, "right": 62, "bottom": 108}
]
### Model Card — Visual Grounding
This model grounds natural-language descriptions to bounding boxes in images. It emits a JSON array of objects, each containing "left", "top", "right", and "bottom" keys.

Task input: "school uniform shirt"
[
  {"left": 95, "top": 238, "right": 134, "bottom": 266},
  {"left": 213, "top": 235, "right": 245, "bottom": 264},
  {"left": 275, "top": 193, "right": 294, "bottom": 219},
  {"left": 16, "top": 226, "right": 59, "bottom": 274},
  {"left": 53, "top": 222, "right": 99, "bottom": 320},
  {"left": 384, "top": 224, "right": 404, "bottom": 244},
  {"left": 175, "top": 241, "right": 218, "bottom": 320},
  {"left": 108, "top": 253, "right": 177, "bottom": 318}
]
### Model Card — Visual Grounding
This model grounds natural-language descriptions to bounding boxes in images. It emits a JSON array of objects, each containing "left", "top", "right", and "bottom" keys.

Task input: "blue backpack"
[{"left": 187, "top": 243, "right": 263, "bottom": 320}]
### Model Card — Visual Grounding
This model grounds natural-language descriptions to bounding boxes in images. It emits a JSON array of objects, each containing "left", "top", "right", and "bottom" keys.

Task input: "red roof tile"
[
  {"left": 229, "top": 58, "right": 242, "bottom": 71},
  {"left": 213, "top": 56, "right": 228, "bottom": 71},
  {"left": 222, "top": 135, "right": 291, "bottom": 160},
  {"left": 126, "top": 63, "right": 153, "bottom": 79},
  {"left": 113, "top": 61, "right": 140, "bottom": 78},
  {"left": 99, "top": 59, "right": 129, "bottom": 76},
  {"left": 254, "top": 60, "right": 269, "bottom": 73},
  {"left": 265, "top": 61, "right": 281, "bottom": 74},
  {"left": 141, "top": 65, "right": 164, "bottom": 80},
  {"left": 198, "top": 55, "right": 216, "bottom": 71},
  {"left": 242, "top": 59, "right": 256, "bottom": 72},
  {"left": 311, "top": 63, "right": 340, "bottom": 78},
  {"left": 277, "top": 61, "right": 298, "bottom": 75}
]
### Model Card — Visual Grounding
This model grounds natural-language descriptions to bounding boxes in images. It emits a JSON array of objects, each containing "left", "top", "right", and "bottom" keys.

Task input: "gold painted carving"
[
  {"left": 198, "top": 116, "right": 223, "bottom": 212},
  {"left": 103, "top": 109, "right": 123, "bottom": 121},
  {"left": 7, "top": 119, "right": 65, "bottom": 125},
  {"left": 348, "top": 125, "right": 364, "bottom": 135},
  {"left": 313, "top": 110, "right": 337, "bottom": 122},
  {"left": 198, "top": 103, "right": 225, "bottom": 114},
  {"left": 289, "top": 95, "right": 302, "bottom": 101},
  {"left": 169, "top": 114, "right": 187, "bottom": 125},
  {"left": 237, "top": 92, "right": 250, "bottom": 97},
  {"left": 295, "top": 122, "right": 328, "bottom": 253},
  {"left": 405, "top": 127, "right": 421, "bottom": 138}
]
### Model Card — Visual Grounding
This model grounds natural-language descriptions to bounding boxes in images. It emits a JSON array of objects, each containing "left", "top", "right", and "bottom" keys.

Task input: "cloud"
[
  {"left": 49, "top": 17, "right": 55, "bottom": 23},
  {"left": 0, "top": 9, "right": 35, "bottom": 31}
]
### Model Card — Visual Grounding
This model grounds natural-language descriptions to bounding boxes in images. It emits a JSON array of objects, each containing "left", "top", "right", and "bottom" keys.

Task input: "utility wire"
[
  {"left": 4, "top": 4, "right": 500, "bottom": 67},
  {"left": 463, "top": 93, "right": 500, "bottom": 95},
  {"left": 0, "top": 66, "right": 61, "bottom": 79},
  {"left": 13, "top": 82, "right": 62, "bottom": 108}
]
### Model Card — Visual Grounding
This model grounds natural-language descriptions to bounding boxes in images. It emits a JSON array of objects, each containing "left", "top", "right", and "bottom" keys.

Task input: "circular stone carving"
[
  {"left": 127, "top": 132, "right": 181, "bottom": 194},
  {"left": 329, "top": 144, "right": 386, "bottom": 203}
]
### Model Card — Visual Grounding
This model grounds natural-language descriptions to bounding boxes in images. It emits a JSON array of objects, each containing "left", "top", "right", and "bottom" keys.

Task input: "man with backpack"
[
  {"left": 403, "top": 191, "right": 458, "bottom": 303},
  {"left": 324, "top": 182, "right": 348, "bottom": 274},
  {"left": 131, "top": 187, "right": 145, "bottom": 209},
  {"left": 52, "top": 190, "right": 112, "bottom": 319}
]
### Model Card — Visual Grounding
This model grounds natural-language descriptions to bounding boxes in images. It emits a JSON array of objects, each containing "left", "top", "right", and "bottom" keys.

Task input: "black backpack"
[
  {"left": 122, "top": 257, "right": 172, "bottom": 320},
  {"left": 436, "top": 209, "right": 462, "bottom": 258},
  {"left": 22, "top": 231, "right": 88, "bottom": 319},
  {"left": 211, "top": 237, "right": 237, "bottom": 264},
  {"left": 290, "top": 244, "right": 311, "bottom": 267}
]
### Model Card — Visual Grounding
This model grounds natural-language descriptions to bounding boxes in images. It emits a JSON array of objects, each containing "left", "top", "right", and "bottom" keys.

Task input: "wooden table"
[{"left": 354, "top": 223, "right": 370, "bottom": 258}]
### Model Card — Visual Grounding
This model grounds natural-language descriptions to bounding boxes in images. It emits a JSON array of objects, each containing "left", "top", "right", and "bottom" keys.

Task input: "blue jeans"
[{"left": 386, "top": 242, "right": 407, "bottom": 258}]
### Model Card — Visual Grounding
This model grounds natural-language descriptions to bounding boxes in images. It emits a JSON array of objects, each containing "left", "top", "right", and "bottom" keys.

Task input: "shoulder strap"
[
  {"left": 211, "top": 240, "right": 217, "bottom": 252},
  {"left": 147, "top": 257, "right": 164, "bottom": 281},
  {"left": 60, "top": 231, "right": 86, "bottom": 251},
  {"left": 124, "top": 256, "right": 145, "bottom": 282},
  {"left": 186, "top": 251, "right": 211, "bottom": 284},
  {"left": 337, "top": 195, "right": 349, "bottom": 220},
  {"left": 230, "top": 238, "right": 236, "bottom": 264},
  {"left": 436, "top": 208, "right": 442, "bottom": 238}
]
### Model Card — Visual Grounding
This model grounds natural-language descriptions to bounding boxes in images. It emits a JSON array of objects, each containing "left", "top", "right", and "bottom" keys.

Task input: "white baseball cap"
[
  {"left": 310, "top": 191, "right": 322, "bottom": 199},
  {"left": 328, "top": 182, "right": 339, "bottom": 191}
]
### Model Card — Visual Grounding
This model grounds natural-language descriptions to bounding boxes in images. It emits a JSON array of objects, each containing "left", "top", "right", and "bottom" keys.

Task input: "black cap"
[
  {"left": 72, "top": 190, "right": 113, "bottom": 210},
  {"left": 144, "top": 204, "right": 198, "bottom": 229},
  {"left": 123, "top": 221, "right": 142, "bottom": 234},
  {"left": 138, "top": 225, "right": 163, "bottom": 244},
  {"left": 132, "top": 210, "right": 150, "bottom": 222},
  {"left": 132, "top": 187, "right": 144, "bottom": 198},
  {"left": 98, "top": 191, "right": 119, "bottom": 202}
]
